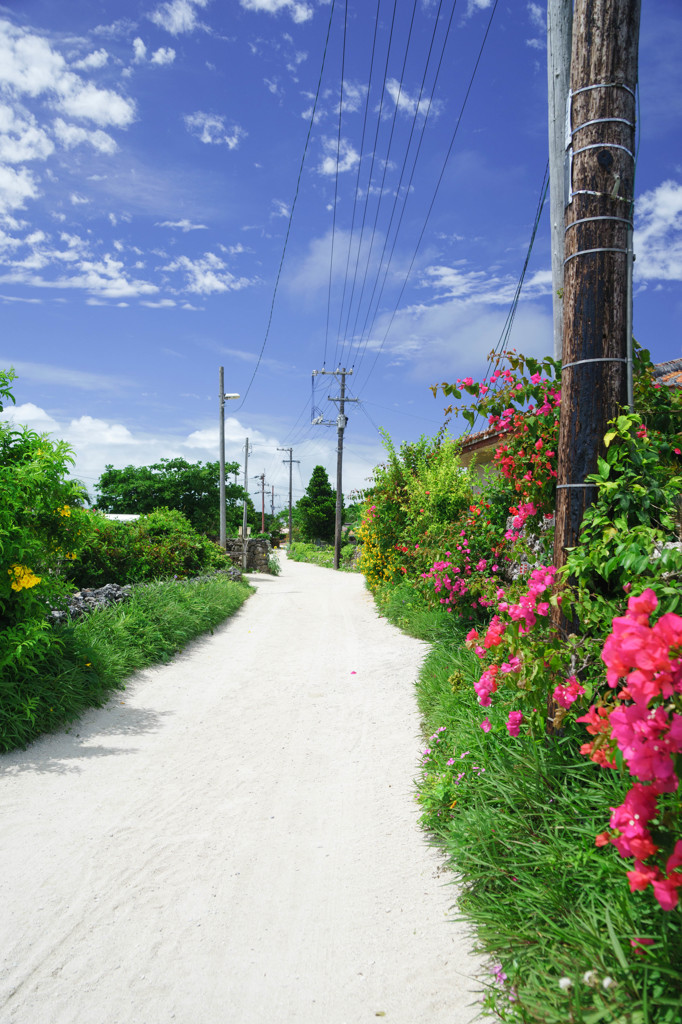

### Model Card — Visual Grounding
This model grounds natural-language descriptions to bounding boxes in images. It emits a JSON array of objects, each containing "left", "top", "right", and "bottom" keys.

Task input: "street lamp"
[{"left": 219, "top": 366, "right": 240, "bottom": 550}]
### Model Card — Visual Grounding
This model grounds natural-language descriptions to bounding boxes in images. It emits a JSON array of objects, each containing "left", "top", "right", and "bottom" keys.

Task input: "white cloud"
[
  {"left": 57, "top": 80, "right": 135, "bottom": 128},
  {"left": 69, "top": 192, "right": 91, "bottom": 205},
  {"left": 133, "top": 37, "right": 147, "bottom": 62},
  {"left": 634, "top": 179, "right": 682, "bottom": 281},
  {"left": 466, "top": 0, "right": 493, "bottom": 14},
  {"left": 150, "top": 46, "right": 176, "bottom": 65},
  {"left": 72, "top": 49, "right": 109, "bottom": 71},
  {"left": 149, "top": 0, "right": 209, "bottom": 35},
  {"left": 0, "top": 359, "right": 131, "bottom": 392},
  {"left": 0, "top": 20, "right": 136, "bottom": 128},
  {"left": 184, "top": 111, "right": 245, "bottom": 148},
  {"left": 340, "top": 81, "right": 366, "bottom": 114},
  {"left": 157, "top": 218, "right": 208, "bottom": 231},
  {"left": 239, "top": 0, "right": 314, "bottom": 24},
  {"left": 364, "top": 295, "right": 552, "bottom": 382},
  {"left": 527, "top": 3, "right": 545, "bottom": 30},
  {"left": 163, "top": 251, "right": 254, "bottom": 293},
  {"left": 53, "top": 117, "right": 117, "bottom": 154},
  {"left": 385, "top": 78, "right": 438, "bottom": 120},
  {"left": 0, "top": 165, "right": 39, "bottom": 214},
  {"left": 0, "top": 104, "right": 54, "bottom": 162},
  {"left": 318, "top": 137, "right": 359, "bottom": 175},
  {"left": 271, "top": 199, "right": 289, "bottom": 218},
  {"left": 0, "top": 253, "right": 159, "bottom": 299}
]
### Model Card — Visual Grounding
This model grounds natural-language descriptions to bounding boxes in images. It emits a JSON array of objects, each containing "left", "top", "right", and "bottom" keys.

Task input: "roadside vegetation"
[
  {"left": 288, "top": 541, "right": 358, "bottom": 570},
  {"left": 359, "top": 348, "right": 682, "bottom": 1023},
  {"left": 0, "top": 369, "right": 252, "bottom": 753}
]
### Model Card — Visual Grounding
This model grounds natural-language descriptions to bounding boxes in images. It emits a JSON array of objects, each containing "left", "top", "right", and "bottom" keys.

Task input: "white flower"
[
  {"left": 602, "top": 976, "right": 616, "bottom": 990},
  {"left": 582, "top": 970, "right": 598, "bottom": 986},
  {"left": 558, "top": 977, "right": 573, "bottom": 991}
]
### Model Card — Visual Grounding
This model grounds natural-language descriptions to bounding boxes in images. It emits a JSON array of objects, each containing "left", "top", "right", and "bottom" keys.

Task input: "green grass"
[
  {"left": 287, "top": 541, "right": 358, "bottom": 570},
  {"left": 0, "top": 574, "right": 252, "bottom": 753},
  {"left": 376, "top": 592, "right": 682, "bottom": 1024}
]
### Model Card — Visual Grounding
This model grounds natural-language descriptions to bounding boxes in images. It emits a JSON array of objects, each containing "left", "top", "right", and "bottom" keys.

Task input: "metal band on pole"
[
  {"left": 564, "top": 246, "right": 628, "bottom": 265},
  {"left": 571, "top": 82, "right": 636, "bottom": 99},
  {"left": 565, "top": 215, "right": 632, "bottom": 232},
  {"left": 571, "top": 116, "right": 635, "bottom": 133},
  {"left": 561, "top": 357, "right": 628, "bottom": 371},
  {"left": 572, "top": 142, "right": 635, "bottom": 159}
]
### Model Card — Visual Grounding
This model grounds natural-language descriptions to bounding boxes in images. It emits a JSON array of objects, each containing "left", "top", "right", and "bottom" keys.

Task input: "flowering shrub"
[
  {"left": 358, "top": 432, "right": 476, "bottom": 591},
  {"left": 581, "top": 589, "right": 682, "bottom": 911},
  {"left": 0, "top": 369, "right": 89, "bottom": 686}
]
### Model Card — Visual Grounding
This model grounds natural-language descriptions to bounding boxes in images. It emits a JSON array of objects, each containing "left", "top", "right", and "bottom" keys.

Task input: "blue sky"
[{"left": 0, "top": 0, "right": 681, "bottom": 511}]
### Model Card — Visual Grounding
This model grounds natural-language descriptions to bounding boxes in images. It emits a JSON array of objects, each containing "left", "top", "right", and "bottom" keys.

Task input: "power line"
[
  {"left": 234, "top": 0, "right": 337, "bottom": 412},
  {"left": 324, "top": 0, "right": 349, "bottom": 368},
  {"left": 331, "top": 0, "right": 382, "bottom": 368},
  {"left": 351, "top": 0, "right": 459, "bottom": 376},
  {"left": 354, "top": 0, "right": 500, "bottom": 393}
]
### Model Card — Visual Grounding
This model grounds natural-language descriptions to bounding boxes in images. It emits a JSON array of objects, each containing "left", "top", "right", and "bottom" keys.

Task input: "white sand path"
[{"left": 0, "top": 556, "right": 485, "bottom": 1024}]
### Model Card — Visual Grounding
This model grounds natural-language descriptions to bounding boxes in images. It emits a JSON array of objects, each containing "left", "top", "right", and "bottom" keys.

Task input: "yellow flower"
[
  {"left": 58, "top": 505, "right": 71, "bottom": 517},
  {"left": 8, "top": 564, "right": 41, "bottom": 592}
]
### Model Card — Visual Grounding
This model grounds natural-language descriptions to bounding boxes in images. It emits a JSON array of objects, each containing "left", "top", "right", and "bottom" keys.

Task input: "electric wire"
[
  {"left": 345, "top": 0, "right": 420, "bottom": 364},
  {"left": 234, "top": 0, "right": 337, "bottom": 413},
  {"left": 348, "top": 0, "right": 451, "bottom": 373},
  {"left": 324, "top": 0, "right": 349, "bottom": 368},
  {"left": 351, "top": 0, "right": 459, "bottom": 376},
  {"left": 331, "top": 0, "right": 382, "bottom": 370},
  {"left": 353, "top": 0, "right": 500, "bottom": 393},
  {"left": 338, "top": 0, "right": 399, "bottom": 359}
]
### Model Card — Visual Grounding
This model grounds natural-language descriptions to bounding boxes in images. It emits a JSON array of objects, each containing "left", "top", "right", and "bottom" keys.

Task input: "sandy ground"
[{"left": 0, "top": 556, "right": 486, "bottom": 1024}]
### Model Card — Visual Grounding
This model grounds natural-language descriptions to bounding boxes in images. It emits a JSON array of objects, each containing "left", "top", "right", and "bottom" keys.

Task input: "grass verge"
[
  {"left": 373, "top": 585, "right": 682, "bottom": 1023},
  {"left": 287, "top": 541, "right": 358, "bottom": 570},
  {"left": 0, "top": 574, "right": 252, "bottom": 753}
]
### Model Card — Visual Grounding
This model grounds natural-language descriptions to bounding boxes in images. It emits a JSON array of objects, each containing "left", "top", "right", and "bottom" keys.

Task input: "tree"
[
  {"left": 95, "top": 457, "right": 249, "bottom": 538},
  {"left": 295, "top": 465, "right": 337, "bottom": 544},
  {"left": 0, "top": 368, "right": 89, "bottom": 683}
]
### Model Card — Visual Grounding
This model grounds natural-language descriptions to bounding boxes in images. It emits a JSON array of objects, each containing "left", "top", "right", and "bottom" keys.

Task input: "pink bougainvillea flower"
[
  {"left": 506, "top": 710, "right": 524, "bottom": 737},
  {"left": 480, "top": 718, "right": 491, "bottom": 733}
]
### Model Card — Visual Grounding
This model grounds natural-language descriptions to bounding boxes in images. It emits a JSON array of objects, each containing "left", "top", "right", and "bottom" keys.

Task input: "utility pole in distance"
[
  {"left": 550, "top": 0, "right": 640, "bottom": 720},
  {"left": 241, "top": 437, "right": 251, "bottom": 571},
  {"left": 312, "top": 367, "right": 359, "bottom": 570},
  {"left": 254, "top": 472, "right": 266, "bottom": 533},
  {"left": 218, "top": 367, "right": 240, "bottom": 550},
  {"left": 277, "top": 446, "right": 300, "bottom": 549},
  {"left": 547, "top": 0, "right": 573, "bottom": 361}
]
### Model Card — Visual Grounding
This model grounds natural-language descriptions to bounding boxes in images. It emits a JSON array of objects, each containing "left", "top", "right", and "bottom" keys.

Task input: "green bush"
[
  {"left": 288, "top": 541, "right": 358, "bottom": 571},
  {"left": 358, "top": 432, "right": 476, "bottom": 592},
  {"left": 0, "top": 368, "right": 89, "bottom": 683},
  {"left": 68, "top": 507, "right": 230, "bottom": 587}
]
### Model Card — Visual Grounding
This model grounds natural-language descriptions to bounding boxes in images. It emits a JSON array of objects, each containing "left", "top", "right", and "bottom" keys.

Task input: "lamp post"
[{"left": 219, "top": 366, "right": 240, "bottom": 550}]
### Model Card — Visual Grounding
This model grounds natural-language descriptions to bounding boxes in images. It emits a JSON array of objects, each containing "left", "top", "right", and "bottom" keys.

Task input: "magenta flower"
[
  {"left": 506, "top": 711, "right": 524, "bottom": 737},
  {"left": 480, "top": 717, "right": 491, "bottom": 732}
]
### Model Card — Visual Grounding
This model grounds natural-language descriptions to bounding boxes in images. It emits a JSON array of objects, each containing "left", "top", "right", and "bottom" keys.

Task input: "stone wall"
[{"left": 224, "top": 537, "right": 272, "bottom": 573}]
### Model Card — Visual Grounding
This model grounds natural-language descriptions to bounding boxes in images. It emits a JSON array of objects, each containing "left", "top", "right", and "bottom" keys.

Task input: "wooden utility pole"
[
  {"left": 547, "top": 0, "right": 573, "bottom": 360},
  {"left": 311, "top": 367, "right": 359, "bottom": 569},
  {"left": 218, "top": 368, "right": 240, "bottom": 550},
  {"left": 255, "top": 472, "right": 266, "bottom": 533},
  {"left": 551, "top": 0, "right": 640, "bottom": 645},
  {"left": 242, "top": 437, "right": 250, "bottom": 571},
  {"left": 278, "top": 446, "right": 300, "bottom": 549}
]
